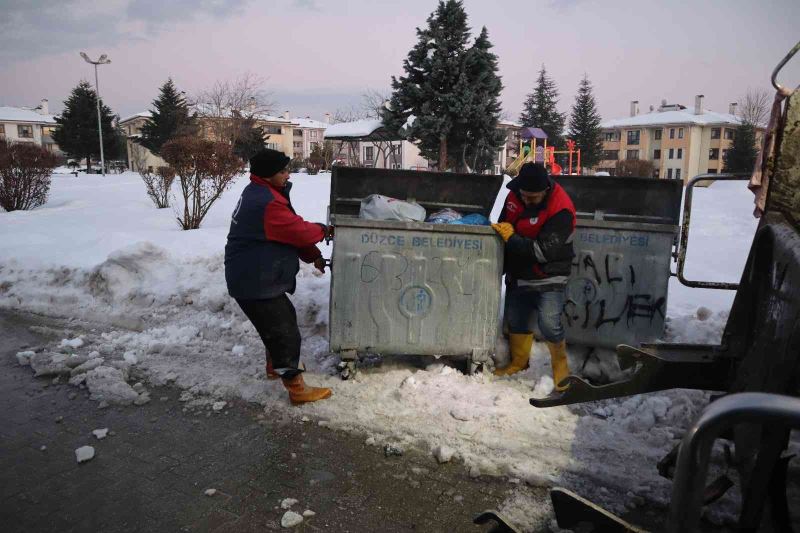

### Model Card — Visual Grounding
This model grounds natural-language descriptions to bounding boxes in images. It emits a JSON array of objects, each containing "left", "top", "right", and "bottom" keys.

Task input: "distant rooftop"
[
  {"left": 292, "top": 117, "right": 328, "bottom": 130},
  {"left": 324, "top": 118, "right": 385, "bottom": 139},
  {"left": 601, "top": 108, "right": 742, "bottom": 129},
  {"left": 119, "top": 111, "right": 151, "bottom": 124},
  {"left": 0, "top": 106, "right": 56, "bottom": 124}
]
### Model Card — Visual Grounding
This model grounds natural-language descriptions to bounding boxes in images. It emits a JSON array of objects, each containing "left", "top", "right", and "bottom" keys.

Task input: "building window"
[
  {"left": 711, "top": 128, "right": 721, "bottom": 139},
  {"left": 709, "top": 148, "right": 719, "bottom": 160},
  {"left": 602, "top": 150, "right": 619, "bottom": 160},
  {"left": 654, "top": 168, "right": 660, "bottom": 178},
  {"left": 667, "top": 168, "right": 673, "bottom": 179},
  {"left": 676, "top": 169, "right": 681, "bottom": 180},
  {"left": 669, "top": 128, "right": 675, "bottom": 139},
  {"left": 724, "top": 129, "right": 734, "bottom": 140},
  {"left": 310, "top": 131, "right": 318, "bottom": 139},
  {"left": 668, "top": 148, "right": 674, "bottom": 159},
  {"left": 677, "top": 148, "right": 683, "bottom": 159},
  {"left": 293, "top": 129, "right": 303, "bottom": 137},
  {"left": 653, "top": 129, "right": 662, "bottom": 140},
  {"left": 603, "top": 131, "right": 620, "bottom": 141},
  {"left": 626, "top": 149, "right": 639, "bottom": 160},
  {"left": 364, "top": 146, "right": 374, "bottom": 161},
  {"left": 293, "top": 141, "right": 302, "bottom": 149},
  {"left": 18, "top": 124, "right": 34, "bottom": 138},
  {"left": 678, "top": 128, "right": 684, "bottom": 139},
  {"left": 264, "top": 126, "right": 282, "bottom": 135},
  {"left": 653, "top": 149, "right": 661, "bottom": 160},
  {"left": 626, "top": 130, "right": 640, "bottom": 145},
  {"left": 266, "top": 142, "right": 280, "bottom": 150},
  {"left": 0, "top": 124, "right": 5, "bottom": 138},
  {"left": 707, "top": 169, "right": 718, "bottom": 174}
]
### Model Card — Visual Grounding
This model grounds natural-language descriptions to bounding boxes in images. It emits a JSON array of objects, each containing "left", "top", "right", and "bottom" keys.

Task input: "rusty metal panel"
[
  {"left": 564, "top": 220, "right": 675, "bottom": 349},
  {"left": 329, "top": 218, "right": 503, "bottom": 357}
]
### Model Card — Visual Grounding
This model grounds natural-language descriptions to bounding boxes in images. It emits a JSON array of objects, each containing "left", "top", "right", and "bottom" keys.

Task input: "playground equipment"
[{"left": 505, "top": 128, "right": 581, "bottom": 176}]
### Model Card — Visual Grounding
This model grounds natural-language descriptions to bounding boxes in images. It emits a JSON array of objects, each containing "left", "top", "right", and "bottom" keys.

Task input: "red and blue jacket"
[
  {"left": 225, "top": 174, "right": 325, "bottom": 299},
  {"left": 498, "top": 177, "right": 576, "bottom": 284}
]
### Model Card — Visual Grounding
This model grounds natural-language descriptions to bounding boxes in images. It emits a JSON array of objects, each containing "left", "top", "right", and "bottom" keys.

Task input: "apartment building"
[
  {"left": 120, "top": 110, "right": 299, "bottom": 172},
  {"left": 596, "top": 95, "right": 757, "bottom": 182},
  {"left": 0, "top": 99, "right": 61, "bottom": 154},
  {"left": 290, "top": 115, "right": 328, "bottom": 160}
]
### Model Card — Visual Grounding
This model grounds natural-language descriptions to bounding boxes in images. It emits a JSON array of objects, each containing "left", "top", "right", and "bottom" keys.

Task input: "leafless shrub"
[
  {"left": 140, "top": 166, "right": 175, "bottom": 209},
  {"left": 0, "top": 139, "right": 58, "bottom": 211},
  {"left": 161, "top": 137, "right": 244, "bottom": 230},
  {"left": 614, "top": 159, "right": 655, "bottom": 178}
]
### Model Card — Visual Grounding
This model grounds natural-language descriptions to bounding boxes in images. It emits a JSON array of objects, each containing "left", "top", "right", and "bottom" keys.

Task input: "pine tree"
[
  {"left": 520, "top": 66, "right": 566, "bottom": 148},
  {"left": 383, "top": 0, "right": 476, "bottom": 170},
  {"left": 139, "top": 78, "right": 196, "bottom": 155},
  {"left": 568, "top": 74, "right": 603, "bottom": 170},
  {"left": 454, "top": 27, "right": 505, "bottom": 172},
  {"left": 232, "top": 114, "right": 267, "bottom": 162},
  {"left": 723, "top": 123, "right": 758, "bottom": 173},
  {"left": 52, "top": 81, "right": 118, "bottom": 171}
]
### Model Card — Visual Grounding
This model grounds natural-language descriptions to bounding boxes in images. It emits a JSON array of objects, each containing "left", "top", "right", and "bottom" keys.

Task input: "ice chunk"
[
  {"left": 302, "top": 510, "right": 316, "bottom": 518},
  {"left": 85, "top": 366, "right": 139, "bottom": 404},
  {"left": 281, "top": 511, "right": 303, "bottom": 528},
  {"left": 212, "top": 401, "right": 227, "bottom": 412},
  {"left": 60, "top": 337, "right": 84, "bottom": 349},
  {"left": 231, "top": 344, "right": 245, "bottom": 356},
  {"left": 123, "top": 351, "right": 139, "bottom": 365},
  {"left": 15, "top": 350, "right": 35, "bottom": 366},
  {"left": 71, "top": 358, "right": 104, "bottom": 377},
  {"left": 75, "top": 445, "right": 95, "bottom": 463},
  {"left": 92, "top": 428, "right": 109, "bottom": 440},
  {"left": 433, "top": 445, "right": 455, "bottom": 463},
  {"left": 280, "top": 498, "right": 298, "bottom": 509},
  {"left": 204, "top": 488, "right": 217, "bottom": 496}
]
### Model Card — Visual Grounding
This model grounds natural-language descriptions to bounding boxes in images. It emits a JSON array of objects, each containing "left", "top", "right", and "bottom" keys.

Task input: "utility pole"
[{"left": 80, "top": 52, "right": 111, "bottom": 175}]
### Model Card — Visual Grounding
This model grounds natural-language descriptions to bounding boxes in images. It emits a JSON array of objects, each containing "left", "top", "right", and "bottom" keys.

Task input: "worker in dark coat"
[
  {"left": 491, "top": 162, "right": 576, "bottom": 391},
  {"left": 225, "top": 148, "right": 332, "bottom": 405}
]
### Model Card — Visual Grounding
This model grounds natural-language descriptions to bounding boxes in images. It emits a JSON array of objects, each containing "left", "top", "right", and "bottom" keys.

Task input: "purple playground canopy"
[{"left": 520, "top": 127, "right": 548, "bottom": 140}]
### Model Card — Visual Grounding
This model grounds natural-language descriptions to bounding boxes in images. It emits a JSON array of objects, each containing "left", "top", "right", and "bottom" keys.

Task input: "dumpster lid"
[
  {"left": 329, "top": 167, "right": 505, "bottom": 218},
  {"left": 555, "top": 176, "right": 683, "bottom": 226}
]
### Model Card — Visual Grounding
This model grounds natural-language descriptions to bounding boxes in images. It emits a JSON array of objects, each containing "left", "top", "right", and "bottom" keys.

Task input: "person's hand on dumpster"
[
  {"left": 491, "top": 222, "right": 515, "bottom": 242},
  {"left": 314, "top": 257, "right": 327, "bottom": 273}
]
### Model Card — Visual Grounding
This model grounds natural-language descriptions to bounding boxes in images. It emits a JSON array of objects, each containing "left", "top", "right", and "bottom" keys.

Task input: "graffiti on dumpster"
[{"left": 564, "top": 249, "right": 665, "bottom": 331}]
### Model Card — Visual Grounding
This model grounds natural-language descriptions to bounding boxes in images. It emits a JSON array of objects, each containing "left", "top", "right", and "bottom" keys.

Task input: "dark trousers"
[{"left": 236, "top": 295, "right": 301, "bottom": 376}]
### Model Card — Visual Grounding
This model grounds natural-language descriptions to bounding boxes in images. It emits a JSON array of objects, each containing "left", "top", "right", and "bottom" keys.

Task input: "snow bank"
[{"left": 0, "top": 172, "right": 759, "bottom": 523}]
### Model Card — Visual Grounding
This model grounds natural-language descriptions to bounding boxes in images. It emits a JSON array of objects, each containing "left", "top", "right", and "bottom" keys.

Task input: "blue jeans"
[{"left": 506, "top": 286, "right": 566, "bottom": 342}]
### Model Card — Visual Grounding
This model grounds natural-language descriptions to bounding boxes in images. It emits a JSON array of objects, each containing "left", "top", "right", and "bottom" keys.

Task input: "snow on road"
[{"left": 1, "top": 171, "right": 759, "bottom": 526}]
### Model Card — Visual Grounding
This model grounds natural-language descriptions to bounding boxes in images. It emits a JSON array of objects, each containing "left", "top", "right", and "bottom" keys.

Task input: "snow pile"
[{"left": 0, "top": 173, "right": 760, "bottom": 521}]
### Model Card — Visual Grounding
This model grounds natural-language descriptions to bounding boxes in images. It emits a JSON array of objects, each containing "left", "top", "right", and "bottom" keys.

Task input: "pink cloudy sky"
[{"left": 2, "top": 0, "right": 798, "bottom": 122}]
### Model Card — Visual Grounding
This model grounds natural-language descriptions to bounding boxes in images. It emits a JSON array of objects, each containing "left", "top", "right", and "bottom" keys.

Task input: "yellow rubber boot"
[
  {"left": 281, "top": 374, "right": 332, "bottom": 405},
  {"left": 546, "top": 340, "right": 570, "bottom": 391},
  {"left": 494, "top": 333, "right": 533, "bottom": 376}
]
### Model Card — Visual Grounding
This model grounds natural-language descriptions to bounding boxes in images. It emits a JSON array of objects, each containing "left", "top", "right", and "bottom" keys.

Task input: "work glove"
[
  {"left": 313, "top": 257, "right": 326, "bottom": 273},
  {"left": 491, "top": 222, "right": 515, "bottom": 243}
]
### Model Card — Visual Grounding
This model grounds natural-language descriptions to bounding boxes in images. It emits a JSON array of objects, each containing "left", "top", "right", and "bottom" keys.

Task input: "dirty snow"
[{"left": 0, "top": 172, "right": 760, "bottom": 525}]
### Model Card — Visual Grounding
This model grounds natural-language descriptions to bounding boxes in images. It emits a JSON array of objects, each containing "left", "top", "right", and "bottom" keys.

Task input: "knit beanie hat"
[
  {"left": 516, "top": 162, "right": 550, "bottom": 192},
  {"left": 250, "top": 149, "right": 290, "bottom": 178}
]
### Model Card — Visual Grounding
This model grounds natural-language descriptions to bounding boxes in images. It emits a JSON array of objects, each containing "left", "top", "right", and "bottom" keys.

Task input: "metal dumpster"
[
  {"left": 327, "top": 167, "right": 505, "bottom": 375},
  {"left": 556, "top": 176, "right": 683, "bottom": 349}
]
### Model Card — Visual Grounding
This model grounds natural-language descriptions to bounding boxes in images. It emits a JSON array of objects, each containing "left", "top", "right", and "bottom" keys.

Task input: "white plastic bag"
[{"left": 359, "top": 194, "right": 426, "bottom": 222}]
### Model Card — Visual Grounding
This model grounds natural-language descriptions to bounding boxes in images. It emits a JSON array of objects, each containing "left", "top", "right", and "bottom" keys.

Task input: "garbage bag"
[
  {"left": 449, "top": 213, "right": 491, "bottom": 226},
  {"left": 359, "top": 194, "right": 426, "bottom": 222},
  {"left": 426, "top": 208, "right": 462, "bottom": 224}
]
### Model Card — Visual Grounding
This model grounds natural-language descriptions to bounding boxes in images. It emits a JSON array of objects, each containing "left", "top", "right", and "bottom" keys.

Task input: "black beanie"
[
  {"left": 250, "top": 149, "right": 290, "bottom": 178},
  {"left": 516, "top": 162, "right": 550, "bottom": 192}
]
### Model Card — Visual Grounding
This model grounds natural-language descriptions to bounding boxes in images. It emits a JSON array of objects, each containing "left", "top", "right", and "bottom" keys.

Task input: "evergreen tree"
[
  {"left": 52, "top": 81, "right": 118, "bottom": 171},
  {"left": 723, "top": 123, "right": 758, "bottom": 173},
  {"left": 454, "top": 27, "right": 505, "bottom": 172},
  {"left": 231, "top": 114, "right": 267, "bottom": 162},
  {"left": 568, "top": 74, "right": 603, "bottom": 170},
  {"left": 139, "top": 78, "right": 196, "bottom": 155},
  {"left": 385, "top": 0, "right": 504, "bottom": 171},
  {"left": 519, "top": 65, "right": 566, "bottom": 148}
]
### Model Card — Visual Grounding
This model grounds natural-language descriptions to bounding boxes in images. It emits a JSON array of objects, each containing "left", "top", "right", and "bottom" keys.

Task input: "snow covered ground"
[{"left": 0, "top": 171, "right": 760, "bottom": 530}]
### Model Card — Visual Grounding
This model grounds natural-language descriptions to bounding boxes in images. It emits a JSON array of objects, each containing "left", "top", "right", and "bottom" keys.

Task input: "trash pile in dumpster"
[{"left": 358, "top": 194, "right": 490, "bottom": 225}]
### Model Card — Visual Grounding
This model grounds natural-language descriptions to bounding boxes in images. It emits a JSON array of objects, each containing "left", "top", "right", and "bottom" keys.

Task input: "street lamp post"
[{"left": 80, "top": 52, "right": 111, "bottom": 175}]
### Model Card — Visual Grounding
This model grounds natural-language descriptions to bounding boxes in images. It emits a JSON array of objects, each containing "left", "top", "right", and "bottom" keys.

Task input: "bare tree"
[
  {"left": 738, "top": 88, "right": 770, "bottom": 126},
  {"left": 161, "top": 137, "right": 244, "bottom": 230},
  {"left": 193, "top": 72, "right": 276, "bottom": 144},
  {"left": 331, "top": 106, "right": 367, "bottom": 124},
  {"left": 139, "top": 165, "right": 175, "bottom": 209},
  {"left": 361, "top": 89, "right": 391, "bottom": 119}
]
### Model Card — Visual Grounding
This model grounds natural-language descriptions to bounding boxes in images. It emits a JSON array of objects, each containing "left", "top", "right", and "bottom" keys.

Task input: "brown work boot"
[
  {"left": 281, "top": 374, "right": 332, "bottom": 405},
  {"left": 266, "top": 360, "right": 279, "bottom": 380}
]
